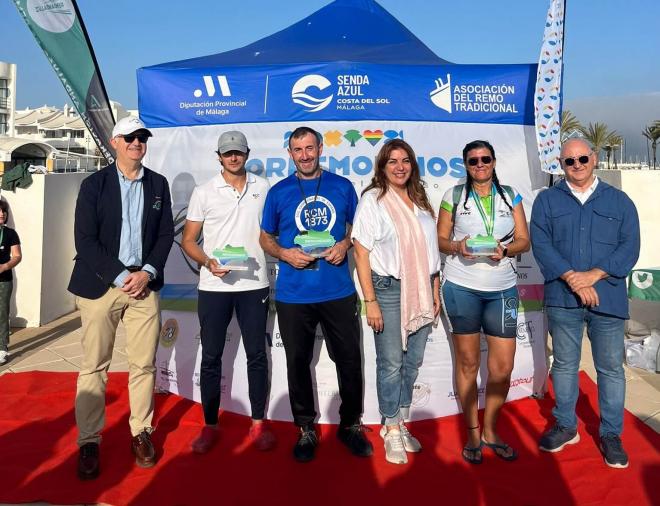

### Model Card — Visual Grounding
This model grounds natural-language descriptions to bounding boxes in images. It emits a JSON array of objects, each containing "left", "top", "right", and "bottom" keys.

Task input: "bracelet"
[{"left": 363, "top": 298, "right": 377, "bottom": 303}]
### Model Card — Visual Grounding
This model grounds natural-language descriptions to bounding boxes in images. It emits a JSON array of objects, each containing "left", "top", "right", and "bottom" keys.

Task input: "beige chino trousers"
[{"left": 75, "top": 287, "right": 161, "bottom": 446}]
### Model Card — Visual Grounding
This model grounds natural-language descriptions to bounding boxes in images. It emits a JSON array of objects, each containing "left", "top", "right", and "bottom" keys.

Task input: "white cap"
[{"left": 112, "top": 116, "right": 153, "bottom": 138}]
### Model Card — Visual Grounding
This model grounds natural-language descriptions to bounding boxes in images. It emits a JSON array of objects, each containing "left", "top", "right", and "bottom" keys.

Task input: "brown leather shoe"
[
  {"left": 77, "top": 442, "right": 100, "bottom": 480},
  {"left": 131, "top": 430, "right": 156, "bottom": 468}
]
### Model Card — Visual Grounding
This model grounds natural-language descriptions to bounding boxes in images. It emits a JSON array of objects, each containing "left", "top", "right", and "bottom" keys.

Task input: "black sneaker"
[
  {"left": 293, "top": 425, "right": 318, "bottom": 463},
  {"left": 337, "top": 423, "right": 373, "bottom": 457},
  {"left": 600, "top": 434, "right": 629, "bottom": 469},
  {"left": 539, "top": 424, "right": 580, "bottom": 452}
]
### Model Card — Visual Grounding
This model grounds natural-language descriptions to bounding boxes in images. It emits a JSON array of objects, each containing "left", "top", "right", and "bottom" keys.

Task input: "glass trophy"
[
  {"left": 293, "top": 230, "right": 336, "bottom": 258},
  {"left": 465, "top": 235, "right": 499, "bottom": 256},
  {"left": 212, "top": 245, "right": 250, "bottom": 270}
]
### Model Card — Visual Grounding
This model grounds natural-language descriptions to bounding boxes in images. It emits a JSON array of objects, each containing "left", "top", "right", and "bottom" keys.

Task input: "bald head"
[{"left": 560, "top": 138, "right": 592, "bottom": 158}]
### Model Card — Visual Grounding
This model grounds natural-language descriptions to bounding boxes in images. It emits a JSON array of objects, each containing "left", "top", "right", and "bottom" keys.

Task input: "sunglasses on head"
[
  {"left": 467, "top": 156, "right": 493, "bottom": 166},
  {"left": 562, "top": 154, "right": 591, "bottom": 166},
  {"left": 120, "top": 133, "right": 149, "bottom": 144}
]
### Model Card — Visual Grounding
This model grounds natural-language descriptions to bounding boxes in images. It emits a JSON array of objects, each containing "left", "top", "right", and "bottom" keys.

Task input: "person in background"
[
  {"left": 352, "top": 139, "right": 441, "bottom": 465},
  {"left": 0, "top": 199, "right": 22, "bottom": 366},
  {"left": 181, "top": 131, "right": 274, "bottom": 453},
  {"left": 531, "top": 138, "right": 640, "bottom": 469},
  {"left": 437, "top": 140, "right": 529, "bottom": 464}
]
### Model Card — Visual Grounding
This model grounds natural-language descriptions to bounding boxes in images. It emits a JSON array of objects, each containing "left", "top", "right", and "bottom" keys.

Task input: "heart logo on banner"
[{"left": 363, "top": 129, "right": 383, "bottom": 146}]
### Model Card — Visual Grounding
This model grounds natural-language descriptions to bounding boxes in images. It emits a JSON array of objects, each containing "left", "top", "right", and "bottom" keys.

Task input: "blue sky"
[
  {"left": 2, "top": 0, "right": 659, "bottom": 108},
  {"left": 1, "top": 0, "right": 659, "bottom": 158}
]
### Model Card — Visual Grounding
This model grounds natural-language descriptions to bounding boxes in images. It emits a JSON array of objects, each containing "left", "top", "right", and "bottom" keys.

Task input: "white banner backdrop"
[{"left": 146, "top": 120, "right": 548, "bottom": 423}]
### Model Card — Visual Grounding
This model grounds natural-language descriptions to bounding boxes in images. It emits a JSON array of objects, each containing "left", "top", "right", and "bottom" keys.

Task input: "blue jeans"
[
  {"left": 546, "top": 306, "right": 626, "bottom": 436},
  {"left": 372, "top": 273, "right": 430, "bottom": 424}
]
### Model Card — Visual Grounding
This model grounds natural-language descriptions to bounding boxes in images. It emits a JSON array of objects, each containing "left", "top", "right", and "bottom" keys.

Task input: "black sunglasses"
[
  {"left": 120, "top": 133, "right": 150, "bottom": 144},
  {"left": 562, "top": 154, "right": 591, "bottom": 166},
  {"left": 467, "top": 156, "right": 493, "bottom": 166}
]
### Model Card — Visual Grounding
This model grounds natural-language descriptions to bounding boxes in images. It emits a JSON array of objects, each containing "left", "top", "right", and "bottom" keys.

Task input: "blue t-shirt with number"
[{"left": 261, "top": 170, "right": 358, "bottom": 303}]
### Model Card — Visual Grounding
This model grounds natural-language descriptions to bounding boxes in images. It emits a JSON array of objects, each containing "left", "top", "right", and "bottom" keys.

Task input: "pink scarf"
[{"left": 381, "top": 189, "right": 434, "bottom": 350}]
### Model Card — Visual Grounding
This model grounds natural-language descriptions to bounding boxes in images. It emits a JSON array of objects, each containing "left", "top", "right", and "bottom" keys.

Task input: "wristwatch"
[
  {"left": 502, "top": 247, "right": 509, "bottom": 258},
  {"left": 144, "top": 270, "right": 155, "bottom": 281}
]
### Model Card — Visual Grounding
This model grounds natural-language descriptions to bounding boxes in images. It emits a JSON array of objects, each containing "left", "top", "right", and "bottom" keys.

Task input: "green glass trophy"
[
  {"left": 465, "top": 235, "right": 499, "bottom": 256},
  {"left": 294, "top": 230, "right": 336, "bottom": 258},
  {"left": 212, "top": 245, "right": 249, "bottom": 270}
]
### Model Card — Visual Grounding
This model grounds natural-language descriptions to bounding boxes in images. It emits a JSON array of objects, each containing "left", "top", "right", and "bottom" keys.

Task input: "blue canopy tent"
[{"left": 151, "top": 0, "right": 451, "bottom": 67}]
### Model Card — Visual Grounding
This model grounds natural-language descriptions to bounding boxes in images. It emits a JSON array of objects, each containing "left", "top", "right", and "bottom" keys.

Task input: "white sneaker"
[
  {"left": 380, "top": 424, "right": 422, "bottom": 453},
  {"left": 399, "top": 422, "right": 422, "bottom": 452},
  {"left": 382, "top": 428, "right": 407, "bottom": 464},
  {"left": 0, "top": 350, "right": 7, "bottom": 365}
]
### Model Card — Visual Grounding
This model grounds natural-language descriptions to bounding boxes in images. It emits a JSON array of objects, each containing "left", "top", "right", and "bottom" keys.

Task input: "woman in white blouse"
[{"left": 352, "top": 139, "right": 441, "bottom": 465}]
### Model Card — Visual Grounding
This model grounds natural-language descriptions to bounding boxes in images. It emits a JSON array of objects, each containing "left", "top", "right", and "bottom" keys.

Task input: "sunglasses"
[
  {"left": 467, "top": 156, "right": 493, "bottom": 166},
  {"left": 120, "top": 133, "right": 149, "bottom": 144},
  {"left": 562, "top": 153, "right": 591, "bottom": 166}
]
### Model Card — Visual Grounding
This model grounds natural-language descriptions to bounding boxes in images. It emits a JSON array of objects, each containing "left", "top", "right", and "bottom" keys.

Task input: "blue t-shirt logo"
[{"left": 295, "top": 196, "right": 337, "bottom": 232}]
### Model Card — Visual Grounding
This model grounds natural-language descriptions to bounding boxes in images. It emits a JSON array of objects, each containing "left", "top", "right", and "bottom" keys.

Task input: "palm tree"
[
  {"left": 603, "top": 134, "right": 623, "bottom": 169},
  {"left": 579, "top": 122, "right": 617, "bottom": 164},
  {"left": 649, "top": 121, "right": 660, "bottom": 169},
  {"left": 641, "top": 123, "right": 660, "bottom": 168},
  {"left": 560, "top": 110, "right": 582, "bottom": 141}
]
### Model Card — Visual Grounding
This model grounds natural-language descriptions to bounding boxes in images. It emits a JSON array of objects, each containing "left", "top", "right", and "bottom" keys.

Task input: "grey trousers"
[{"left": 0, "top": 280, "right": 12, "bottom": 352}]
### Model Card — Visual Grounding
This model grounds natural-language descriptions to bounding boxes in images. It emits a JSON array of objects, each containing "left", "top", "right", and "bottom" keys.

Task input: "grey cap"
[{"left": 217, "top": 131, "right": 249, "bottom": 154}]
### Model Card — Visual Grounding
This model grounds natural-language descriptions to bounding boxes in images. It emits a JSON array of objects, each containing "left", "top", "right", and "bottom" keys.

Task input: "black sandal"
[
  {"left": 481, "top": 438, "right": 518, "bottom": 461},
  {"left": 462, "top": 425, "right": 483, "bottom": 465}
]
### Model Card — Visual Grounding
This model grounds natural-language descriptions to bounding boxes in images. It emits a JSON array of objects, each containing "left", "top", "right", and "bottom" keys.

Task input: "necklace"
[
  {"left": 469, "top": 183, "right": 496, "bottom": 237},
  {"left": 296, "top": 169, "right": 323, "bottom": 208}
]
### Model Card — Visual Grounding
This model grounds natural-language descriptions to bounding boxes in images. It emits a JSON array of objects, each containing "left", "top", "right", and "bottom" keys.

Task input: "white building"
[
  {"left": 0, "top": 62, "right": 16, "bottom": 136},
  {"left": 0, "top": 61, "right": 130, "bottom": 173}
]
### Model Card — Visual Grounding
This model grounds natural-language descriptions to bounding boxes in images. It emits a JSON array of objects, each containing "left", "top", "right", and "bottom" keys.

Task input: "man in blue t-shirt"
[{"left": 260, "top": 126, "right": 372, "bottom": 462}]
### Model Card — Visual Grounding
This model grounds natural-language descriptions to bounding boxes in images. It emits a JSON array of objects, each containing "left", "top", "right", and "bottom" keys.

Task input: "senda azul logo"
[
  {"left": 291, "top": 74, "right": 334, "bottom": 112},
  {"left": 291, "top": 73, "right": 389, "bottom": 112}
]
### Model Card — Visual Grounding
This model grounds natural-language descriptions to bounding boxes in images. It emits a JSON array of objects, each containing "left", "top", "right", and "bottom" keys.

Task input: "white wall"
[
  {"left": 595, "top": 170, "right": 660, "bottom": 270},
  {"left": 41, "top": 173, "right": 86, "bottom": 323},
  {"left": 2, "top": 172, "right": 86, "bottom": 326}
]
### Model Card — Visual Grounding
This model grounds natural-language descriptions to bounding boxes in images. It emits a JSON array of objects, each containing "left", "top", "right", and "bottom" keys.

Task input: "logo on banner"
[
  {"left": 510, "top": 376, "right": 533, "bottom": 388},
  {"left": 632, "top": 271, "right": 654, "bottom": 290},
  {"left": 312, "top": 379, "right": 340, "bottom": 399},
  {"left": 27, "top": 0, "right": 76, "bottom": 33},
  {"left": 159, "top": 318, "right": 179, "bottom": 348},
  {"left": 430, "top": 74, "right": 452, "bottom": 113},
  {"left": 283, "top": 129, "right": 404, "bottom": 149},
  {"left": 194, "top": 75, "right": 231, "bottom": 98},
  {"left": 294, "top": 196, "right": 337, "bottom": 232},
  {"left": 412, "top": 382, "right": 431, "bottom": 407},
  {"left": 292, "top": 74, "right": 334, "bottom": 112},
  {"left": 292, "top": 73, "right": 390, "bottom": 113},
  {"left": 516, "top": 320, "right": 536, "bottom": 347}
]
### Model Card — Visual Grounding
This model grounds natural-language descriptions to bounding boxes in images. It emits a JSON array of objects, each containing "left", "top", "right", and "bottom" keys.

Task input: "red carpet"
[{"left": 0, "top": 371, "right": 657, "bottom": 506}]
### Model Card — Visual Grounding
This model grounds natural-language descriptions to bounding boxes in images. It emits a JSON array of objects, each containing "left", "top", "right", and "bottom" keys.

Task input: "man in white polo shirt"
[{"left": 181, "top": 131, "right": 274, "bottom": 453}]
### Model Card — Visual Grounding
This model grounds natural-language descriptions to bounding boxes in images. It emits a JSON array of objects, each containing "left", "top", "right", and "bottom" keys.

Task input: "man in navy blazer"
[{"left": 69, "top": 116, "right": 174, "bottom": 480}]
